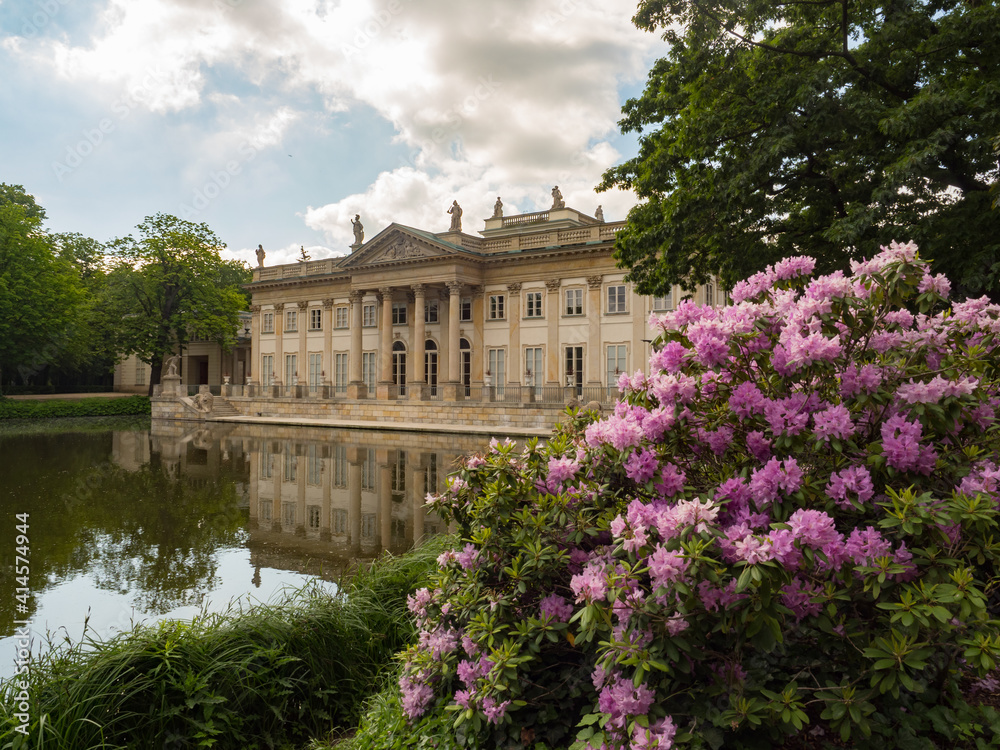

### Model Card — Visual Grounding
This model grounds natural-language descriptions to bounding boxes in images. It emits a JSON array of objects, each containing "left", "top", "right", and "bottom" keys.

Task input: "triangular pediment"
[{"left": 338, "top": 224, "right": 476, "bottom": 269}]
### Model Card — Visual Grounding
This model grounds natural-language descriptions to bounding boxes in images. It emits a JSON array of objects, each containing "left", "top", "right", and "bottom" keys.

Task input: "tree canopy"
[
  {"left": 101, "top": 214, "right": 249, "bottom": 393},
  {"left": 600, "top": 0, "right": 1000, "bottom": 298},
  {"left": 0, "top": 202, "right": 85, "bottom": 393}
]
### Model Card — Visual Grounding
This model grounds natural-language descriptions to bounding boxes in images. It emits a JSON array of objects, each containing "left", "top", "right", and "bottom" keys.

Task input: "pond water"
[{"left": 0, "top": 417, "right": 487, "bottom": 679}]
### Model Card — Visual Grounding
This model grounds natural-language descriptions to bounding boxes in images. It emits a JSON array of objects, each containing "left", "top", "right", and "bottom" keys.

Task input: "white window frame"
[
  {"left": 362, "top": 351, "right": 377, "bottom": 391},
  {"left": 135, "top": 361, "right": 146, "bottom": 386},
  {"left": 261, "top": 355, "right": 274, "bottom": 386},
  {"left": 565, "top": 288, "right": 583, "bottom": 316},
  {"left": 309, "top": 308, "right": 322, "bottom": 331},
  {"left": 705, "top": 282, "right": 715, "bottom": 307},
  {"left": 335, "top": 306, "right": 349, "bottom": 328},
  {"left": 525, "top": 291, "right": 543, "bottom": 318},
  {"left": 487, "top": 347, "right": 506, "bottom": 386},
  {"left": 425, "top": 299, "right": 439, "bottom": 323},
  {"left": 606, "top": 284, "right": 627, "bottom": 314},
  {"left": 606, "top": 344, "right": 628, "bottom": 387},
  {"left": 285, "top": 309, "right": 298, "bottom": 332},
  {"left": 362, "top": 303, "right": 377, "bottom": 327},
  {"left": 262, "top": 312, "right": 274, "bottom": 334},
  {"left": 285, "top": 354, "right": 298, "bottom": 385},
  {"left": 334, "top": 352, "right": 349, "bottom": 393},
  {"left": 308, "top": 352, "right": 322, "bottom": 393},
  {"left": 392, "top": 301, "right": 407, "bottom": 325},
  {"left": 488, "top": 294, "right": 505, "bottom": 321},
  {"left": 652, "top": 291, "right": 672, "bottom": 311},
  {"left": 460, "top": 297, "right": 472, "bottom": 322}
]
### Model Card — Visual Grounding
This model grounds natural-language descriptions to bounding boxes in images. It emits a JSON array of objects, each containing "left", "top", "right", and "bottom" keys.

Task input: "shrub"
[
  {"left": 0, "top": 395, "right": 150, "bottom": 420},
  {"left": 396, "top": 243, "right": 1000, "bottom": 749}
]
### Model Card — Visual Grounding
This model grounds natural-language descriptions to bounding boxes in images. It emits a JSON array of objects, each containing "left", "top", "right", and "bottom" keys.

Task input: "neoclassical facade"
[{"left": 246, "top": 202, "right": 723, "bottom": 403}]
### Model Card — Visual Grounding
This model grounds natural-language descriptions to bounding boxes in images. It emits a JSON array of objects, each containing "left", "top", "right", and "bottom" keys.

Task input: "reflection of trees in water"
[{"left": 74, "top": 461, "right": 246, "bottom": 614}]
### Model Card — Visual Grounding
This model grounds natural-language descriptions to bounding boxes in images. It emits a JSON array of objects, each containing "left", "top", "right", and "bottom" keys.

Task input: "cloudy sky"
[{"left": 1, "top": 0, "right": 664, "bottom": 266}]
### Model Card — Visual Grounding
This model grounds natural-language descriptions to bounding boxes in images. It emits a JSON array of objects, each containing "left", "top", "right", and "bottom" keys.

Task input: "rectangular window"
[
  {"left": 460, "top": 297, "right": 472, "bottom": 322},
  {"left": 282, "top": 502, "right": 296, "bottom": 528},
  {"left": 308, "top": 352, "right": 322, "bottom": 394},
  {"left": 333, "top": 445, "right": 347, "bottom": 488},
  {"left": 362, "top": 351, "right": 377, "bottom": 392},
  {"left": 525, "top": 347, "right": 543, "bottom": 393},
  {"left": 566, "top": 346, "right": 584, "bottom": 393},
  {"left": 361, "top": 513, "right": 376, "bottom": 539},
  {"left": 258, "top": 501, "right": 272, "bottom": 522},
  {"left": 261, "top": 355, "right": 274, "bottom": 387},
  {"left": 362, "top": 303, "right": 376, "bottom": 327},
  {"left": 705, "top": 282, "right": 715, "bottom": 307},
  {"left": 308, "top": 505, "right": 321, "bottom": 530},
  {"left": 307, "top": 444, "right": 321, "bottom": 485},
  {"left": 487, "top": 348, "right": 506, "bottom": 386},
  {"left": 283, "top": 449, "right": 296, "bottom": 482},
  {"left": 607, "top": 285, "right": 627, "bottom": 314},
  {"left": 262, "top": 312, "right": 274, "bottom": 333},
  {"left": 135, "top": 362, "right": 146, "bottom": 386},
  {"left": 285, "top": 354, "right": 297, "bottom": 385},
  {"left": 334, "top": 353, "right": 348, "bottom": 393},
  {"left": 335, "top": 306, "right": 349, "bottom": 328},
  {"left": 332, "top": 508, "right": 348, "bottom": 534},
  {"left": 392, "top": 301, "right": 407, "bottom": 325},
  {"left": 391, "top": 451, "right": 406, "bottom": 495},
  {"left": 525, "top": 291, "right": 543, "bottom": 318},
  {"left": 488, "top": 294, "right": 505, "bottom": 320},
  {"left": 425, "top": 299, "right": 439, "bottom": 323},
  {"left": 260, "top": 442, "right": 273, "bottom": 479},
  {"left": 285, "top": 310, "right": 298, "bottom": 332},
  {"left": 565, "top": 288, "right": 583, "bottom": 316},
  {"left": 607, "top": 344, "right": 628, "bottom": 387},
  {"left": 309, "top": 308, "right": 322, "bottom": 330},
  {"left": 652, "top": 291, "right": 672, "bottom": 311},
  {"left": 361, "top": 448, "right": 376, "bottom": 491}
]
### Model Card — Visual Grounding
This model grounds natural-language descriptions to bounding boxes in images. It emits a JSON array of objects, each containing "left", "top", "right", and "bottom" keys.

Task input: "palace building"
[{"left": 244, "top": 198, "right": 721, "bottom": 405}]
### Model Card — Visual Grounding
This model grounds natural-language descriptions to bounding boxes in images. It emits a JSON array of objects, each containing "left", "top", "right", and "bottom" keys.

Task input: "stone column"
[
  {"left": 587, "top": 275, "right": 603, "bottom": 389},
  {"left": 297, "top": 300, "right": 308, "bottom": 398},
  {"left": 407, "top": 454, "right": 425, "bottom": 545},
  {"left": 348, "top": 291, "right": 366, "bottom": 399},
  {"left": 323, "top": 298, "right": 334, "bottom": 398},
  {"left": 438, "top": 288, "right": 451, "bottom": 394},
  {"left": 377, "top": 287, "right": 394, "bottom": 400},
  {"left": 378, "top": 453, "right": 392, "bottom": 550},
  {"left": 545, "top": 279, "right": 561, "bottom": 387},
  {"left": 273, "top": 303, "right": 285, "bottom": 397},
  {"left": 443, "top": 281, "right": 463, "bottom": 400},
  {"left": 507, "top": 282, "right": 522, "bottom": 390},
  {"left": 409, "top": 284, "right": 427, "bottom": 400},
  {"left": 249, "top": 305, "right": 260, "bottom": 391},
  {"left": 348, "top": 448, "right": 363, "bottom": 555},
  {"left": 471, "top": 286, "right": 484, "bottom": 388}
]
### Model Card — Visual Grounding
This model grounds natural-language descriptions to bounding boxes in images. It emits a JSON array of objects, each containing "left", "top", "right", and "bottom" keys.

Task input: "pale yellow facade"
[{"left": 246, "top": 205, "right": 723, "bottom": 404}]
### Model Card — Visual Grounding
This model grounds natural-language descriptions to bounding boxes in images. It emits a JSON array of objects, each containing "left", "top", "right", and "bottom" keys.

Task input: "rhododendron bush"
[{"left": 398, "top": 243, "right": 1000, "bottom": 749}]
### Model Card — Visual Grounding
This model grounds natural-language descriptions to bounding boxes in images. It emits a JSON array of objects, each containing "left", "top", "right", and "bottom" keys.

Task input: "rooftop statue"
[
  {"left": 551, "top": 186, "right": 565, "bottom": 210},
  {"left": 352, "top": 214, "right": 364, "bottom": 245},
  {"left": 297, "top": 245, "right": 310, "bottom": 262},
  {"left": 493, "top": 197, "right": 503, "bottom": 218},
  {"left": 448, "top": 200, "right": 463, "bottom": 232},
  {"left": 255, "top": 244, "right": 266, "bottom": 267},
  {"left": 595, "top": 205, "right": 604, "bottom": 222}
]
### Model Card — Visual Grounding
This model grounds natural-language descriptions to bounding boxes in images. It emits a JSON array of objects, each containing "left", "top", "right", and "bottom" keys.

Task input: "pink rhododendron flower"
[
  {"left": 598, "top": 676, "right": 655, "bottom": 731},
  {"left": 647, "top": 545, "right": 689, "bottom": 591},
  {"left": 881, "top": 414, "right": 937, "bottom": 474},
  {"left": 812, "top": 404, "right": 856, "bottom": 442},
  {"left": 826, "top": 465, "right": 875, "bottom": 507}
]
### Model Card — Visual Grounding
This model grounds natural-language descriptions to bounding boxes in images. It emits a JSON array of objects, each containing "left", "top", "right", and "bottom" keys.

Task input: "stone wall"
[{"left": 151, "top": 394, "right": 581, "bottom": 434}]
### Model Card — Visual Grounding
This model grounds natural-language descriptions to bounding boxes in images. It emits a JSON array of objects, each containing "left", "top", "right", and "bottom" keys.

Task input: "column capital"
[
  {"left": 250, "top": 304, "right": 261, "bottom": 313},
  {"left": 297, "top": 300, "right": 309, "bottom": 309},
  {"left": 411, "top": 283, "right": 426, "bottom": 295},
  {"left": 274, "top": 302, "right": 285, "bottom": 311},
  {"left": 378, "top": 286, "right": 394, "bottom": 298},
  {"left": 349, "top": 290, "right": 365, "bottom": 303},
  {"left": 587, "top": 275, "right": 603, "bottom": 290},
  {"left": 507, "top": 282, "right": 522, "bottom": 293},
  {"left": 322, "top": 298, "right": 335, "bottom": 309},
  {"left": 446, "top": 280, "right": 463, "bottom": 295},
  {"left": 545, "top": 278, "right": 561, "bottom": 292}
]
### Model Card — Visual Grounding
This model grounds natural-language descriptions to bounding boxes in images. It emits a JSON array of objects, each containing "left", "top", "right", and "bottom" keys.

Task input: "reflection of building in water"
[
  {"left": 249, "top": 439, "right": 457, "bottom": 560},
  {"left": 146, "top": 421, "right": 484, "bottom": 577}
]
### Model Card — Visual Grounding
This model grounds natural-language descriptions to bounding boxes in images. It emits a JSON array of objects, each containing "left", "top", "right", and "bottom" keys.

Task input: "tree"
[
  {"left": 0, "top": 202, "right": 85, "bottom": 394},
  {"left": 600, "top": 0, "right": 1000, "bottom": 298},
  {"left": 0, "top": 182, "right": 47, "bottom": 221},
  {"left": 100, "top": 214, "right": 249, "bottom": 395}
]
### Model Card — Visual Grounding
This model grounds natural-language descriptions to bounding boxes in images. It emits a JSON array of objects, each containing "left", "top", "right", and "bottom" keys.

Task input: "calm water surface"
[{"left": 0, "top": 417, "right": 486, "bottom": 679}]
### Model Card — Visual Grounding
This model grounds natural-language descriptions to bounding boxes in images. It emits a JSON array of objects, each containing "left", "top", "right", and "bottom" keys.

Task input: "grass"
[
  {"left": 0, "top": 414, "right": 150, "bottom": 437},
  {"left": 0, "top": 536, "right": 452, "bottom": 750}
]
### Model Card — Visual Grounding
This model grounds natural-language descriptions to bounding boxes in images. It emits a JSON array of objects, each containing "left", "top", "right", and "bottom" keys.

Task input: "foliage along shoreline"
[
  {"left": 0, "top": 395, "right": 150, "bottom": 420},
  {"left": 0, "top": 537, "right": 451, "bottom": 750}
]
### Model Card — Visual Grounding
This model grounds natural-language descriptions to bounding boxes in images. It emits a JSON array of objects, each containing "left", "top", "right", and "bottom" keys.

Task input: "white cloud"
[{"left": 5, "top": 0, "right": 662, "bottom": 245}]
